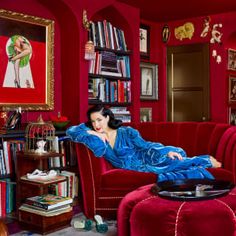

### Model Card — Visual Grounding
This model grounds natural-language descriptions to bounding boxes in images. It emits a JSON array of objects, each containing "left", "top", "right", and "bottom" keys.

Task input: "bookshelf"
[{"left": 88, "top": 18, "right": 132, "bottom": 121}]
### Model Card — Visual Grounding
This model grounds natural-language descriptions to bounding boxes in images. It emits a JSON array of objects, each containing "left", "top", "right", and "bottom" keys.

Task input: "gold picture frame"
[{"left": 0, "top": 9, "right": 54, "bottom": 110}]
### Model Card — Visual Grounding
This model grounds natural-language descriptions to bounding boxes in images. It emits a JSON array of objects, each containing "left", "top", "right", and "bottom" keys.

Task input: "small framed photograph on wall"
[
  {"left": 140, "top": 107, "right": 152, "bottom": 122},
  {"left": 228, "top": 49, "right": 236, "bottom": 71},
  {"left": 140, "top": 62, "right": 158, "bottom": 100},
  {"left": 139, "top": 24, "right": 150, "bottom": 58},
  {"left": 229, "top": 76, "right": 236, "bottom": 102},
  {"left": 229, "top": 107, "right": 236, "bottom": 125}
]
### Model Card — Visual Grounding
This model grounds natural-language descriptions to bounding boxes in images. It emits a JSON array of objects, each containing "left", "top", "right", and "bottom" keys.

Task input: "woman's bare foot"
[{"left": 210, "top": 156, "right": 222, "bottom": 168}]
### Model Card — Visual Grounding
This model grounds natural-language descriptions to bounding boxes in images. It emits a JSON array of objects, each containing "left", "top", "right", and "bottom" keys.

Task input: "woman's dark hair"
[{"left": 85, "top": 104, "right": 122, "bottom": 130}]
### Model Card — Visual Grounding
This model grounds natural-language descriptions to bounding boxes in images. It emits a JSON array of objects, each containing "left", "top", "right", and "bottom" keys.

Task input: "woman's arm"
[
  {"left": 87, "top": 130, "right": 108, "bottom": 143},
  {"left": 66, "top": 123, "right": 108, "bottom": 157}
]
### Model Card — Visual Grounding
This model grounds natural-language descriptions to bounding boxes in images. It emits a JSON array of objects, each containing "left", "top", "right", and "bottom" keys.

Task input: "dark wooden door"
[{"left": 167, "top": 44, "right": 210, "bottom": 121}]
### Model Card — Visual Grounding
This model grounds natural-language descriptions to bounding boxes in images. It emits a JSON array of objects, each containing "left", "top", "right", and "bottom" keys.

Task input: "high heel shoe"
[
  {"left": 5, "top": 111, "right": 21, "bottom": 130},
  {"left": 14, "top": 80, "right": 20, "bottom": 88},
  {"left": 94, "top": 215, "right": 108, "bottom": 233}
]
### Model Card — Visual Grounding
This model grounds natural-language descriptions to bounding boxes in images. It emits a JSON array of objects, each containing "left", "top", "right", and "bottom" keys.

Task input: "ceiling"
[{"left": 117, "top": 0, "right": 236, "bottom": 22}]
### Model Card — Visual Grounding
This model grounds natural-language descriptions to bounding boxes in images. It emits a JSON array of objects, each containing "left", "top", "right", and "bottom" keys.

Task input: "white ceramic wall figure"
[{"left": 210, "top": 23, "right": 223, "bottom": 44}]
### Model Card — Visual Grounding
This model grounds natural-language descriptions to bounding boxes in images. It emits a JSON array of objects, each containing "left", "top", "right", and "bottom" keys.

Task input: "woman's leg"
[{"left": 13, "top": 59, "right": 20, "bottom": 88}]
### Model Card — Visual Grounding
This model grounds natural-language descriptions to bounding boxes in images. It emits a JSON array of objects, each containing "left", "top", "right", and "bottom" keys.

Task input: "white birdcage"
[{"left": 25, "top": 115, "right": 55, "bottom": 154}]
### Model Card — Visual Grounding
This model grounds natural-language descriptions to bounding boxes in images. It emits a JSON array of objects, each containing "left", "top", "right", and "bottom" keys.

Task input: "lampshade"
[{"left": 85, "top": 40, "right": 95, "bottom": 60}]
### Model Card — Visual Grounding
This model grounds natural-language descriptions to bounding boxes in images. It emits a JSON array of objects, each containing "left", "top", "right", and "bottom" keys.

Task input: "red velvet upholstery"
[
  {"left": 75, "top": 122, "right": 236, "bottom": 219},
  {"left": 118, "top": 184, "right": 236, "bottom": 236}
]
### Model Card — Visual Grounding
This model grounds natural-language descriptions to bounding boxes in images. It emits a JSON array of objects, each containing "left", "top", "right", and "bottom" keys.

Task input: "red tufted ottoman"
[{"left": 117, "top": 184, "right": 236, "bottom": 236}]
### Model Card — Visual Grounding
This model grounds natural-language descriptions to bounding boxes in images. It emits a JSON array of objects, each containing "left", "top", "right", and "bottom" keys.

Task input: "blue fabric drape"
[{"left": 66, "top": 124, "right": 214, "bottom": 182}]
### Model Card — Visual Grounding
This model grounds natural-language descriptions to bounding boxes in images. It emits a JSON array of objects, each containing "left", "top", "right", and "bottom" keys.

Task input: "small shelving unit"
[
  {"left": 15, "top": 151, "right": 66, "bottom": 208},
  {"left": 0, "top": 129, "right": 78, "bottom": 224}
]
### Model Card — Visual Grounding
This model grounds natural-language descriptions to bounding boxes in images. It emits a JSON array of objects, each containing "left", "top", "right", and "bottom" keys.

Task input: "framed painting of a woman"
[
  {"left": 0, "top": 9, "right": 54, "bottom": 110},
  {"left": 140, "top": 62, "right": 158, "bottom": 100}
]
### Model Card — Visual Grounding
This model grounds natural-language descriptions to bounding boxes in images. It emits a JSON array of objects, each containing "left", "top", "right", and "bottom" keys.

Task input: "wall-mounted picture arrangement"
[
  {"left": 0, "top": 9, "right": 54, "bottom": 110},
  {"left": 229, "top": 76, "right": 236, "bottom": 102},
  {"left": 228, "top": 48, "right": 236, "bottom": 71},
  {"left": 140, "top": 62, "right": 158, "bottom": 100},
  {"left": 139, "top": 24, "right": 150, "bottom": 58},
  {"left": 229, "top": 107, "right": 236, "bottom": 125},
  {"left": 140, "top": 107, "right": 152, "bottom": 122}
]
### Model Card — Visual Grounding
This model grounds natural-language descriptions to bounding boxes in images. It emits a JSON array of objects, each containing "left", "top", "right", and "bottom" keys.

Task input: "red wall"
[
  {"left": 142, "top": 11, "right": 236, "bottom": 123},
  {"left": 0, "top": 0, "right": 235, "bottom": 125}
]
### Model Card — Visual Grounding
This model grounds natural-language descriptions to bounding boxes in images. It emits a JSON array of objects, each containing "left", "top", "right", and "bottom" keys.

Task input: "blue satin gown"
[{"left": 66, "top": 124, "right": 214, "bottom": 182}]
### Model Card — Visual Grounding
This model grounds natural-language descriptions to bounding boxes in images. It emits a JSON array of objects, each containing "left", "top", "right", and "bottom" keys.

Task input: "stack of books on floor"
[{"left": 19, "top": 194, "right": 73, "bottom": 217}]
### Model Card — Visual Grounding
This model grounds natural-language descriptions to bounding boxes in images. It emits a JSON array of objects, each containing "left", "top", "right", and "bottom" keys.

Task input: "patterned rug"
[{"left": 10, "top": 213, "right": 117, "bottom": 236}]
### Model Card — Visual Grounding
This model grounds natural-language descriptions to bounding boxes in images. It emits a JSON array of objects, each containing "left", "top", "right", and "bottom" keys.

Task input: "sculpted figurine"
[
  {"left": 35, "top": 140, "right": 46, "bottom": 153},
  {"left": 175, "top": 22, "right": 194, "bottom": 41}
]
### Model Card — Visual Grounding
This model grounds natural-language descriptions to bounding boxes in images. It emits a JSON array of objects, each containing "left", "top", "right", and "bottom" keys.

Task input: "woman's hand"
[
  {"left": 87, "top": 130, "right": 108, "bottom": 143},
  {"left": 167, "top": 151, "right": 183, "bottom": 160}
]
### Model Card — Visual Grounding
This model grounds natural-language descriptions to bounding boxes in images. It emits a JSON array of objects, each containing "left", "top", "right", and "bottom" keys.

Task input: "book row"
[
  {"left": 0, "top": 179, "right": 16, "bottom": 217},
  {"left": 89, "top": 79, "right": 131, "bottom": 103},
  {"left": 0, "top": 140, "right": 24, "bottom": 176},
  {"left": 90, "top": 19, "right": 127, "bottom": 51},
  {"left": 89, "top": 51, "right": 130, "bottom": 78},
  {"left": 110, "top": 107, "right": 132, "bottom": 123},
  {"left": 48, "top": 137, "right": 77, "bottom": 169},
  {"left": 21, "top": 170, "right": 79, "bottom": 199},
  {"left": 48, "top": 170, "right": 79, "bottom": 199}
]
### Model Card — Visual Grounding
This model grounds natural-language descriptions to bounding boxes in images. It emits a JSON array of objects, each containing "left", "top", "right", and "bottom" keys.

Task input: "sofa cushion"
[
  {"left": 207, "top": 167, "right": 234, "bottom": 182},
  {"left": 193, "top": 122, "right": 218, "bottom": 155},
  {"left": 100, "top": 169, "right": 156, "bottom": 190},
  {"left": 208, "top": 124, "right": 230, "bottom": 156}
]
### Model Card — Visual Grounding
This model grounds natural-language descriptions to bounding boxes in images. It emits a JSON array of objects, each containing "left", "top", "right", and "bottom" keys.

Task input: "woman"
[
  {"left": 66, "top": 105, "right": 221, "bottom": 182},
  {"left": 3, "top": 35, "right": 34, "bottom": 88}
]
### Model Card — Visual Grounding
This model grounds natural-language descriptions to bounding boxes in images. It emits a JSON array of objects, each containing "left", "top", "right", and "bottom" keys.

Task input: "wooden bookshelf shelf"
[
  {"left": 95, "top": 46, "right": 132, "bottom": 55},
  {"left": 89, "top": 100, "right": 132, "bottom": 106},
  {"left": 89, "top": 73, "right": 130, "bottom": 80}
]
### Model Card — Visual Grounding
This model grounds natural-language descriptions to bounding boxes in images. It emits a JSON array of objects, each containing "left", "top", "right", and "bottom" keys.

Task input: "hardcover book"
[
  {"left": 25, "top": 194, "right": 73, "bottom": 210},
  {"left": 19, "top": 204, "right": 72, "bottom": 216}
]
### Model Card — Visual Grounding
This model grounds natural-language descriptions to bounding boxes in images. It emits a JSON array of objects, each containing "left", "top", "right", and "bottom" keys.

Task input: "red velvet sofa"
[{"left": 75, "top": 122, "right": 236, "bottom": 219}]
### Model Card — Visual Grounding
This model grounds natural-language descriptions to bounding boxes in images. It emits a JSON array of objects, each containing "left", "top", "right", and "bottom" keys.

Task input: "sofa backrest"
[
  {"left": 135, "top": 122, "right": 231, "bottom": 158},
  {"left": 75, "top": 122, "right": 236, "bottom": 197}
]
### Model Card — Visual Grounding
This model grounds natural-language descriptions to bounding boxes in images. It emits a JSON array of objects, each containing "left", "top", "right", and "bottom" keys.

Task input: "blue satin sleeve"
[
  {"left": 125, "top": 126, "right": 186, "bottom": 157},
  {"left": 66, "top": 123, "right": 108, "bottom": 157}
]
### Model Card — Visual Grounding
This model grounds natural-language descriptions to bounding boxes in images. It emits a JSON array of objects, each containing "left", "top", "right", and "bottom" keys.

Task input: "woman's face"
[{"left": 90, "top": 111, "right": 109, "bottom": 133}]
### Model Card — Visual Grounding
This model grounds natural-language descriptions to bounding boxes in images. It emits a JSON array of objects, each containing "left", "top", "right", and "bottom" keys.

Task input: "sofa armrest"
[
  {"left": 213, "top": 126, "right": 236, "bottom": 183},
  {"left": 75, "top": 143, "right": 113, "bottom": 217}
]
